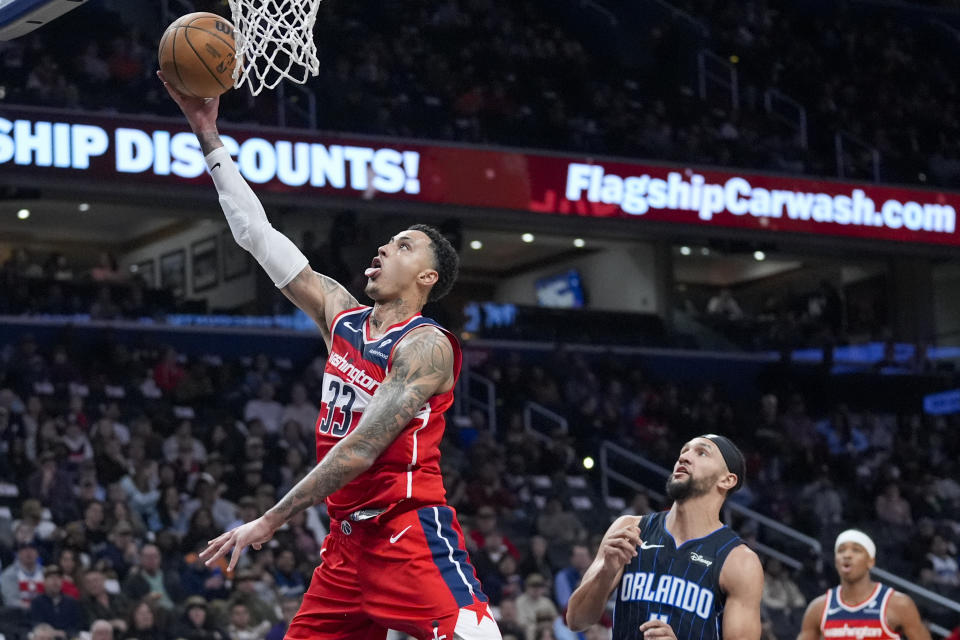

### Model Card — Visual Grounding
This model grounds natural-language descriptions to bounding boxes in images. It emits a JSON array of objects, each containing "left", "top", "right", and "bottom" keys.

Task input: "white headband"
[{"left": 835, "top": 529, "right": 876, "bottom": 559}]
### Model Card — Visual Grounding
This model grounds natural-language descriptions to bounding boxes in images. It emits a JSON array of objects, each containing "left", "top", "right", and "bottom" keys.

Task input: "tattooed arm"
[
  {"left": 198, "top": 327, "right": 454, "bottom": 569},
  {"left": 280, "top": 270, "right": 359, "bottom": 349},
  {"left": 157, "top": 74, "right": 358, "bottom": 349}
]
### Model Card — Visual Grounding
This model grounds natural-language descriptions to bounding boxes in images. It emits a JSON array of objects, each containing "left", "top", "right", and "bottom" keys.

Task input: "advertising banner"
[{"left": 2, "top": 107, "right": 958, "bottom": 245}]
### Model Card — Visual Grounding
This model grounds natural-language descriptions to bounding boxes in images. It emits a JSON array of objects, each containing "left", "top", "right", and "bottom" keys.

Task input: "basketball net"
[{"left": 227, "top": 0, "right": 322, "bottom": 96}]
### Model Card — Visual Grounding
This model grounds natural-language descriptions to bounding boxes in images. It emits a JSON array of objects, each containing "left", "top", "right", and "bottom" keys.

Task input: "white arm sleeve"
[{"left": 205, "top": 146, "right": 308, "bottom": 288}]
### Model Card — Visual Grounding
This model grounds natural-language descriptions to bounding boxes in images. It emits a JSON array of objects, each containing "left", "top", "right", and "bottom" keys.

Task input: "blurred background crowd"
[
  {"left": 1, "top": 0, "right": 959, "bottom": 186},
  {"left": 1, "top": 0, "right": 960, "bottom": 638},
  {"left": 0, "top": 329, "right": 958, "bottom": 640}
]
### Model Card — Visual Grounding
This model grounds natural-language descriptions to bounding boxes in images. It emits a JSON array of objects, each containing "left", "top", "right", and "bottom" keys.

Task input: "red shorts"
[{"left": 286, "top": 505, "right": 502, "bottom": 640}]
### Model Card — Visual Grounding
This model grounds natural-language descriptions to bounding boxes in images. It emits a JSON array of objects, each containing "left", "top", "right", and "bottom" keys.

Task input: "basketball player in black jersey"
[{"left": 567, "top": 435, "right": 763, "bottom": 640}]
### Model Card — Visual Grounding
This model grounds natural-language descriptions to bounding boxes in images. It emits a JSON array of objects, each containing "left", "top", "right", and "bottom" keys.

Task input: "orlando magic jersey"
[
  {"left": 613, "top": 511, "right": 742, "bottom": 640},
  {"left": 820, "top": 583, "right": 900, "bottom": 640}
]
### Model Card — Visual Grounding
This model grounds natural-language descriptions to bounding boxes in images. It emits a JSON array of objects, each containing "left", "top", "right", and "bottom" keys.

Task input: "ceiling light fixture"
[
  {"left": 521, "top": 233, "right": 535, "bottom": 243},
  {"left": 573, "top": 238, "right": 585, "bottom": 248},
  {"left": 469, "top": 240, "right": 483, "bottom": 250},
  {"left": 680, "top": 246, "right": 691, "bottom": 256},
  {"left": 17, "top": 209, "right": 30, "bottom": 220}
]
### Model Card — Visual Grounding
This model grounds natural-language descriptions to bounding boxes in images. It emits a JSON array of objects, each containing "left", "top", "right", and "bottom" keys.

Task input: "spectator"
[
  {"left": 123, "top": 544, "right": 178, "bottom": 611},
  {"left": 920, "top": 535, "right": 960, "bottom": 595},
  {"left": 179, "top": 546, "right": 229, "bottom": 602},
  {"left": 225, "top": 602, "right": 270, "bottom": 640},
  {"left": 1, "top": 540, "right": 45, "bottom": 610},
  {"left": 707, "top": 288, "right": 744, "bottom": 321},
  {"left": 156, "top": 486, "right": 189, "bottom": 537},
  {"left": 496, "top": 597, "right": 528, "bottom": 640},
  {"left": 81, "top": 501, "right": 108, "bottom": 550},
  {"left": 162, "top": 421, "right": 206, "bottom": 465},
  {"left": 760, "top": 558, "right": 805, "bottom": 640},
  {"left": 153, "top": 348, "right": 185, "bottom": 394},
  {"left": 583, "top": 624, "right": 610, "bottom": 640},
  {"left": 56, "top": 549, "right": 81, "bottom": 600},
  {"left": 280, "top": 383, "right": 317, "bottom": 438},
  {"left": 93, "top": 522, "right": 138, "bottom": 580},
  {"left": 90, "top": 619, "right": 114, "bottom": 640},
  {"left": 182, "top": 478, "right": 235, "bottom": 533},
  {"left": 466, "top": 461, "right": 518, "bottom": 511},
  {"left": 120, "top": 462, "right": 162, "bottom": 532},
  {"left": 80, "top": 569, "right": 129, "bottom": 634},
  {"left": 515, "top": 573, "right": 559, "bottom": 640},
  {"left": 173, "top": 596, "right": 226, "bottom": 640},
  {"left": 554, "top": 544, "right": 592, "bottom": 610},
  {"left": 29, "top": 565, "right": 86, "bottom": 637},
  {"left": 470, "top": 506, "right": 521, "bottom": 560},
  {"left": 517, "top": 535, "right": 556, "bottom": 589},
  {"left": 243, "top": 383, "right": 284, "bottom": 435},
  {"left": 536, "top": 498, "right": 587, "bottom": 547},
  {"left": 270, "top": 550, "right": 306, "bottom": 599},
  {"left": 875, "top": 483, "right": 913, "bottom": 528},
  {"left": 799, "top": 467, "right": 844, "bottom": 537},
  {"left": 90, "top": 253, "right": 121, "bottom": 282},
  {"left": 122, "top": 600, "right": 166, "bottom": 640},
  {"left": 26, "top": 623, "right": 61, "bottom": 640},
  {"left": 62, "top": 421, "right": 94, "bottom": 466},
  {"left": 619, "top": 490, "right": 655, "bottom": 517},
  {"left": 265, "top": 596, "right": 301, "bottom": 640},
  {"left": 226, "top": 569, "right": 277, "bottom": 627},
  {"left": 27, "top": 451, "right": 77, "bottom": 521},
  {"left": 15, "top": 499, "right": 57, "bottom": 544}
]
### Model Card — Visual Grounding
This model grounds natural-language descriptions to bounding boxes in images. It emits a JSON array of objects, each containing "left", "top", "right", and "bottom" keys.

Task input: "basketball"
[{"left": 158, "top": 12, "right": 238, "bottom": 99}]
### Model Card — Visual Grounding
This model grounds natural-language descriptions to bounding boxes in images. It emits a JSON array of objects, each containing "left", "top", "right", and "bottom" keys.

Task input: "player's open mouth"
[{"left": 365, "top": 257, "right": 382, "bottom": 279}]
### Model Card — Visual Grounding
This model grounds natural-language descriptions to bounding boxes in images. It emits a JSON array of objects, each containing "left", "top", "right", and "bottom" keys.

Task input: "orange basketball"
[{"left": 158, "top": 12, "right": 238, "bottom": 99}]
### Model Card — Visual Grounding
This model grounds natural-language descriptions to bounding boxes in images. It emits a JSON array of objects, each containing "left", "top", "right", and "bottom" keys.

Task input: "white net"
[{"left": 227, "top": 0, "right": 323, "bottom": 96}]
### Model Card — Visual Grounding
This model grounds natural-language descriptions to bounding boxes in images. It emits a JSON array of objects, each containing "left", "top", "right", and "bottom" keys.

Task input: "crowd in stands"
[
  {"left": 1, "top": 0, "right": 959, "bottom": 187},
  {"left": 0, "top": 241, "right": 888, "bottom": 354},
  {"left": 667, "top": 0, "right": 960, "bottom": 185},
  {"left": 0, "top": 250, "right": 173, "bottom": 320},
  {"left": 0, "top": 326, "right": 958, "bottom": 640}
]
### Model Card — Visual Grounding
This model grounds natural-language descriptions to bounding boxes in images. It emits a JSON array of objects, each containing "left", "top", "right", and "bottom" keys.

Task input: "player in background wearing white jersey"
[{"left": 797, "top": 530, "right": 930, "bottom": 640}]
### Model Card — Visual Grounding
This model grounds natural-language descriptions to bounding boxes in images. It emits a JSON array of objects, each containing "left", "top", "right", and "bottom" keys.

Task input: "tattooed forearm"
[
  {"left": 196, "top": 131, "right": 223, "bottom": 156},
  {"left": 263, "top": 328, "right": 453, "bottom": 528},
  {"left": 280, "top": 270, "right": 358, "bottom": 346}
]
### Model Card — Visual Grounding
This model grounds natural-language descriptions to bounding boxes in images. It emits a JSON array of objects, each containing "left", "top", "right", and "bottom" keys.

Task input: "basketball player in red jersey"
[
  {"left": 797, "top": 530, "right": 930, "bottom": 640},
  {"left": 159, "top": 72, "right": 502, "bottom": 640}
]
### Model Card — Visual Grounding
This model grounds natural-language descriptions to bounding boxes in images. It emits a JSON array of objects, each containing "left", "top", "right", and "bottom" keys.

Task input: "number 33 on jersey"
[{"left": 316, "top": 306, "right": 463, "bottom": 521}]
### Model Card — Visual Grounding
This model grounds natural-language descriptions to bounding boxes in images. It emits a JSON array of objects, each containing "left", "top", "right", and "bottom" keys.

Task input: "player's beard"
[{"left": 665, "top": 470, "right": 719, "bottom": 502}]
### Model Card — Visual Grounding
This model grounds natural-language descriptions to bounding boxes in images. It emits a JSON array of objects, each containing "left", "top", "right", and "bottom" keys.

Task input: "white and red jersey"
[
  {"left": 820, "top": 583, "right": 900, "bottom": 640},
  {"left": 316, "top": 306, "right": 462, "bottom": 521}
]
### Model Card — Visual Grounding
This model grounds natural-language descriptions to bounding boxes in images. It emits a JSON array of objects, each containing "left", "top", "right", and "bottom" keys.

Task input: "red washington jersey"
[
  {"left": 820, "top": 583, "right": 900, "bottom": 640},
  {"left": 316, "top": 306, "right": 462, "bottom": 521}
]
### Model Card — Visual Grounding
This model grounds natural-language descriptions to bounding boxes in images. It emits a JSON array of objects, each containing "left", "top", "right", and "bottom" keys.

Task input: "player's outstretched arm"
[
  {"left": 567, "top": 515, "right": 642, "bottom": 631},
  {"left": 157, "top": 72, "right": 358, "bottom": 348},
  {"left": 797, "top": 595, "right": 826, "bottom": 640},
  {"left": 198, "top": 327, "right": 454, "bottom": 570},
  {"left": 888, "top": 592, "right": 932, "bottom": 640},
  {"left": 719, "top": 545, "right": 764, "bottom": 640}
]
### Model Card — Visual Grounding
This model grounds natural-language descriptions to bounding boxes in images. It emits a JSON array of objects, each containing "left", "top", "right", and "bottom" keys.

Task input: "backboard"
[{"left": 0, "top": 0, "right": 88, "bottom": 41}]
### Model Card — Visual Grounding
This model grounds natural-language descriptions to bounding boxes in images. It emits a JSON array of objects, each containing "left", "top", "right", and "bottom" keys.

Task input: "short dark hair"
[{"left": 408, "top": 224, "right": 459, "bottom": 302}]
